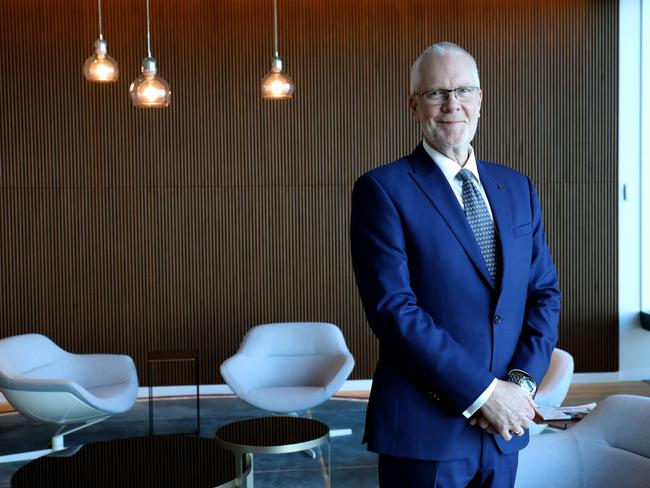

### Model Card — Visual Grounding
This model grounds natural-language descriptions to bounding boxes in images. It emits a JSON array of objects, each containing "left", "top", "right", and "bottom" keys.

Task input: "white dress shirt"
[{"left": 421, "top": 140, "right": 498, "bottom": 418}]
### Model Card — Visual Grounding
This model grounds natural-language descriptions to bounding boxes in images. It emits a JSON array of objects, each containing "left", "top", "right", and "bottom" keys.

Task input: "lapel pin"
[{"left": 497, "top": 184, "right": 504, "bottom": 190}]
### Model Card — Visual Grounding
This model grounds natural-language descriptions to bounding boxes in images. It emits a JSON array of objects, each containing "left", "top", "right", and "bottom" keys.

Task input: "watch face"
[
  {"left": 521, "top": 377, "right": 536, "bottom": 394},
  {"left": 508, "top": 372, "right": 537, "bottom": 396}
]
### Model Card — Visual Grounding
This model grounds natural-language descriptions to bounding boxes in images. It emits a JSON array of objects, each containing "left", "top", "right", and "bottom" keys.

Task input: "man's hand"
[{"left": 469, "top": 379, "right": 536, "bottom": 441}]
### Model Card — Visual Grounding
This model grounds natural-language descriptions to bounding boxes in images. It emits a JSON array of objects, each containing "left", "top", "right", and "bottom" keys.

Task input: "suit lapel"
[
  {"left": 477, "top": 160, "right": 513, "bottom": 295},
  {"left": 408, "top": 144, "right": 495, "bottom": 289}
]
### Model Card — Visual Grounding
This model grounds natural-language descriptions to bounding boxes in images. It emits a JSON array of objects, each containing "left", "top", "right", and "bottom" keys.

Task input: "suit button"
[{"left": 493, "top": 314, "right": 502, "bottom": 325}]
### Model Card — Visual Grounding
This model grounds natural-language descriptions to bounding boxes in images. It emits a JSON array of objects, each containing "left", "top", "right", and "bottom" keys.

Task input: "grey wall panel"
[{"left": 0, "top": 0, "right": 618, "bottom": 383}]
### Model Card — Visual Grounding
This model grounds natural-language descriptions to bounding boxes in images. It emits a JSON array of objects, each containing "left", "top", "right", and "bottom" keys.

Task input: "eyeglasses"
[{"left": 414, "top": 86, "right": 480, "bottom": 105}]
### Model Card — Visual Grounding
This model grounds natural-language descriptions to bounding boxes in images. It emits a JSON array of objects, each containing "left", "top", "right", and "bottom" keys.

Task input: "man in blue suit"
[{"left": 350, "top": 42, "right": 561, "bottom": 487}]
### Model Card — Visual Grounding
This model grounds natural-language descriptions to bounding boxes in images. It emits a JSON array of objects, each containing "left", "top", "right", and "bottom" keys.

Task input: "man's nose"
[{"left": 440, "top": 94, "right": 461, "bottom": 111}]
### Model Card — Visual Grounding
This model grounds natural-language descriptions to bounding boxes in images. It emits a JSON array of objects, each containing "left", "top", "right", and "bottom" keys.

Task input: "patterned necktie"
[{"left": 455, "top": 168, "right": 499, "bottom": 282}]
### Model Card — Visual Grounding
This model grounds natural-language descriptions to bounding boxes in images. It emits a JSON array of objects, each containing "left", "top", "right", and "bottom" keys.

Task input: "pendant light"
[
  {"left": 129, "top": 0, "right": 171, "bottom": 108},
  {"left": 83, "top": 0, "right": 119, "bottom": 82},
  {"left": 261, "top": 0, "right": 294, "bottom": 99}
]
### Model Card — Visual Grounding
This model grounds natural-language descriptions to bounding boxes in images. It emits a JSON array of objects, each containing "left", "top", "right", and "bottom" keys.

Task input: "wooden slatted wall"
[{"left": 0, "top": 0, "right": 618, "bottom": 384}]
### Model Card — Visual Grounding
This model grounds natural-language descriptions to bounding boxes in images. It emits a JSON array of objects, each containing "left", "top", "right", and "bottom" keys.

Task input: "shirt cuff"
[{"left": 462, "top": 378, "right": 497, "bottom": 418}]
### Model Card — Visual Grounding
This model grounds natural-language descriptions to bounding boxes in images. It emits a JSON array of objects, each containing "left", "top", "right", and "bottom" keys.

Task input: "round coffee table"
[
  {"left": 11, "top": 435, "right": 238, "bottom": 488},
  {"left": 215, "top": 416, "right": 330, "bottom": 488}
]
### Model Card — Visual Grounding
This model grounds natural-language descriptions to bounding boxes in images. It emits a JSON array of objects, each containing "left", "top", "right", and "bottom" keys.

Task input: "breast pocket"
[{"left": 513, "top": 223, "right": 532, "bottom": 237}]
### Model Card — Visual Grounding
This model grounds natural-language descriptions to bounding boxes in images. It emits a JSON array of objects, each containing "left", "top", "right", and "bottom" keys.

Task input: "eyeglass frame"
[{"left": 413, "top": 86, "right": 481, "bottom": 105}]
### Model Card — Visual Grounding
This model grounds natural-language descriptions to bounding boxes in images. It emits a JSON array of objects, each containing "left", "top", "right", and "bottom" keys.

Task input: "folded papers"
[{"left": 534, "top": 402, "right": 597, "bottom": 422}]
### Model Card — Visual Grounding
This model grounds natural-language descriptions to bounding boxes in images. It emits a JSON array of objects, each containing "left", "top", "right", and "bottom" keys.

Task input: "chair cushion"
[
  {"left": 583, "top": 443, "right": 650, "bottom": 488},
  {"left": 18, "top": 355, "right": 139, "bottom": 414},
  {"left": 84, "top": 382, "right": 139, "bottom": 414}
]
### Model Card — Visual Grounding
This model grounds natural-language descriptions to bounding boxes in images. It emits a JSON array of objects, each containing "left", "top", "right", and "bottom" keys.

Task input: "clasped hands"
[{"left": 468, "top": 379, "right": 537, "bottom": 441}]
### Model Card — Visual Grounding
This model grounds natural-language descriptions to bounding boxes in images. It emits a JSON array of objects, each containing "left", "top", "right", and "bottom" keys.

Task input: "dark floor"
[{"left": 0, "top": 397, "right": 378, "bottom": 487}]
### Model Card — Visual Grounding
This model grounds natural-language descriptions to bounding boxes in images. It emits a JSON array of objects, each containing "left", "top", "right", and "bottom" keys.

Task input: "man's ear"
[{"left": 408, "top": 95, "right": 418, "bottom": 117}]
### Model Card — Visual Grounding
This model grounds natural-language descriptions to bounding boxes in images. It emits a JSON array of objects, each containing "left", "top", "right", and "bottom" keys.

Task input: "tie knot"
[{"left": 455, "top": 168, "right": 473, "bottom": 183}]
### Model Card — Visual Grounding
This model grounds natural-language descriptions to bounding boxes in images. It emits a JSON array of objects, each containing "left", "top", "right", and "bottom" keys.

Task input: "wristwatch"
[{"left": 507, "top": 369, "right": 537, "bottom": 398}]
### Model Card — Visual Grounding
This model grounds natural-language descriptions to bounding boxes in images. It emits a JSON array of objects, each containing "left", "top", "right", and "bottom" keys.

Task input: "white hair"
[{"left": 409, "top": 42, "right": 480, "bottom": 95}]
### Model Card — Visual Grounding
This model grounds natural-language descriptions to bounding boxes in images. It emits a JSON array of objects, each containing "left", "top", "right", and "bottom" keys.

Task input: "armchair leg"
[
  {"left": 330, "top": 428, "right": 352, "bottom": 437},
  {"left": 0, "top": 415, "right": 109, "bottom": 464},
  {"left": 0, "top": 448, "right": 56, "bottom": 464},
  {"left": 51, "top": 434, "right": 64, "bottom": 450}
]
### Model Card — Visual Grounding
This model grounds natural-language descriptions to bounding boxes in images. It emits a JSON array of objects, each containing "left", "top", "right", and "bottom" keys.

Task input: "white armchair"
[
  {"left": 529, "top": 348, "right": 574, "bottom": 436},
  {"left": 517, "top": 395, "right": 650, "bottom": 488},
  {"left": 535, "top": 348, "right": 574, "bottom": 407},
  {"left": 220, "top": 322, "right": 355, "bottom": 413},
  {"left": 0, "top": 333, "right": 139, "bottom": 463}
]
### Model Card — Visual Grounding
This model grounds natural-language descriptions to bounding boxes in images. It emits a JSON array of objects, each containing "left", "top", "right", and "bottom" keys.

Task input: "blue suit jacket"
[{"left": 350, "top": 144, "right": 561, "bottom": 461}]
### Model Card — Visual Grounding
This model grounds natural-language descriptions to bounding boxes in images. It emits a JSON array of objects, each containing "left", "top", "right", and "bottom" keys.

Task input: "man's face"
[{"left": 409, "top": 54, "right": 482, "bottom": 153}]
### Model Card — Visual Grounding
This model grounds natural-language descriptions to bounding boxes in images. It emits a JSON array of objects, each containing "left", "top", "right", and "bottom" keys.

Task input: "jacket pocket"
[{"left": 513, "top": 223, "right": 532, "bottom": 237}]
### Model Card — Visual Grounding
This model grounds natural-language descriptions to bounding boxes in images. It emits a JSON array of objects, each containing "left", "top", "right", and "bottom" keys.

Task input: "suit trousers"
[{"left": 377, "top": 431, "right": 519, "bottom": 488}]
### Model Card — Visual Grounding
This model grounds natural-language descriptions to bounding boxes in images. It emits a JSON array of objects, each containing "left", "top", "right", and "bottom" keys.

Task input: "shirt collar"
[{"left": 422, "top": 139, "right": 481, "bottom": 185}]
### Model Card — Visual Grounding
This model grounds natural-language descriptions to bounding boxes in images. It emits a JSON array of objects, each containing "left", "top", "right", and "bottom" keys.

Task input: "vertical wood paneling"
[{"left": 0, "top": 0, "right": 617, "bottom": 383}]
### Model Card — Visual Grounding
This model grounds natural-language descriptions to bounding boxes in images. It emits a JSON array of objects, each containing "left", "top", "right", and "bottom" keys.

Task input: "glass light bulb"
[
  {"left": 261, "top": 71, "right": 294, "bottom": 99},
  {"left": 129, "top": 73, "right": 171, "bottom": 108},
  {"left": 83, "top": 53, "right": 119, "bottom": 83}
]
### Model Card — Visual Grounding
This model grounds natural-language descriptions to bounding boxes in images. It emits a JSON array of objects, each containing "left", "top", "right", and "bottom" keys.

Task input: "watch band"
[{"left": 507, "top": 369, "right": 537, "bottom": 398}]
